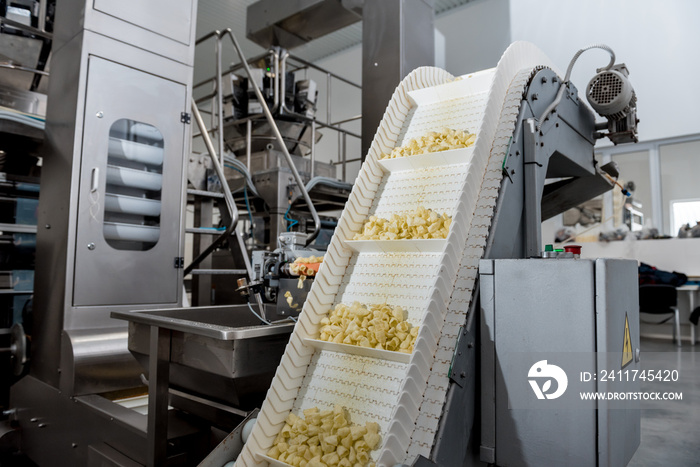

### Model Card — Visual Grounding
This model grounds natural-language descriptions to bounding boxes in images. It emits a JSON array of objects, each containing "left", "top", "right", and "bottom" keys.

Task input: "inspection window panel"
[{"left": 73, "top": 56, "right": 187, "bottom": 306}]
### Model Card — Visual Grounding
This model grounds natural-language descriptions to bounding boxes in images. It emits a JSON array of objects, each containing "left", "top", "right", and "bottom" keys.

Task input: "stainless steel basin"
[{"left": 112, "top": 305, "right": 295, "bottom": 410}]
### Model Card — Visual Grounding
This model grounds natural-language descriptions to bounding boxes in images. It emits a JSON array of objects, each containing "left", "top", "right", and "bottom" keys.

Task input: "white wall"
[
  {"left": 310, "top": 0, "right": 513, "bottom": 182},
  {"left": 509, "top": 0, "right": 700, "bottom": 142}
]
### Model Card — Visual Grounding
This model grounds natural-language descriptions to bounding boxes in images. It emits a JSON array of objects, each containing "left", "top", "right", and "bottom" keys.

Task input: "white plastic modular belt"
[{"left": 237, "top": 42, "right": 559, "bottom": 466}]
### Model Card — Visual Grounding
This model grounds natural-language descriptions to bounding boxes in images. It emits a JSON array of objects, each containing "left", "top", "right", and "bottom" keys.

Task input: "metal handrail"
[
  {"left": 217, "top": 28, "right": 321, "bottom": 246},
  {"left": 0, "top": 63, "right": 49, "bottom": 76},
  {"left": 184, "top": 101, "right": 242, "bottom": 276}
]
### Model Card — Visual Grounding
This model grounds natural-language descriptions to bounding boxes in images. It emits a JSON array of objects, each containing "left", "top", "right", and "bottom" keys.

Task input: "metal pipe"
[
  {"left": 326, "top": 73, "right": 332, "bottom": 126},
  {"left": 270, "top": 49, "right": 280, "bottom": 113},
  {"left": 193, "top": 52, "right": 271, "bottom": 90},
  {"left": 0, "top": 17, "right": 52, "bottom": 39},
  {"left": 235, "top": 231, "right": 254, "bottom": 280},
  {"left": 195, "top": 29, "right": 220, "bottom": 45},
  {"left": 37, "top": 0, "right": 47, "bottom": 34},
  {"left": 342, "top": 132, "right": 347, "bottom": 182},
  {"left": 246, "top": 119, "right": 252, "bottom": 170},
  {"left": 279, "top": 50, "right": 291, "bottom": 113},
  {"left": 310, "top": 120, "right": 316, "bottom": 177},
  {"left": 0, "top": 63, "right": 49, "bottom": 76},
  {"left": 221, "top": 28, "right": 321, "bottom": 246},
  {"left": 288, "top": 54, "right": 361, "bottom": 89},
  {"left": 331, "top": 115, "right": 362, "bottom": 126},
  {"left": 194, "top": 92, "right": 217, "bottom": 104},
  {"left": 333, "top": 158, "right": 361, "bottom": 165},
  {"left": 216, "top": 37, "right": 225, "bottom": 166},
  {"left": 185, "top": 100, "right": 240, "bottom": 275}
]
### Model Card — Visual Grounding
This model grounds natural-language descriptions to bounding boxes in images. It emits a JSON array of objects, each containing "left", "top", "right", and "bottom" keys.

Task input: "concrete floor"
[{"left": 628, "top": 337, "right": 700, "bottom": 467}]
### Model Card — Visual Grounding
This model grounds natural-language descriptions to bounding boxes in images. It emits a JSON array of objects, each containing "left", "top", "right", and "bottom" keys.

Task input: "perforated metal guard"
[
  {"left": 588, "top": 72, "right": 623, "bottom": 105},
  {"left": 236, "top": 42, "right": 559, "bottom": 466}
]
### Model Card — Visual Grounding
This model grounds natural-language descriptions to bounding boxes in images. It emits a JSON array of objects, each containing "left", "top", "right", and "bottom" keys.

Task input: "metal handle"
[{"left": 90, "top": 168, "right": 99, "bottom": 193}]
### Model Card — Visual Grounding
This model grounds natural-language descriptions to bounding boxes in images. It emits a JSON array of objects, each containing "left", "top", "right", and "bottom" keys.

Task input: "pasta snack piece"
[
  {"left": 353, "top": 207, "right": 452, "bottom": 240},
  {"left": 380, "top": 127, "right": 475, "bottom": 160},
  {"left": 318, "top": 302, "right": 418, "bottom": 353},
  {"left": 267, "top": 405, "right": 381, "bottom": 467},
  {"left": 289, "top": 255, "right": 325, "bottom": 288}
]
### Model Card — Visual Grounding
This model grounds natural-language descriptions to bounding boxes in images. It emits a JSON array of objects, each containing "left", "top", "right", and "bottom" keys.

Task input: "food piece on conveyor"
[
  {"left": 352, "top": 206, "right": 452, "bottom": 240},
  {"left": 284, "top": 291, "right": 300, "bottom": 309},
  {"left": 318, "top": 302, "right": 418, "bottom": 353},
  {"left": 289, "top": 255, "right": 325, "bottom": 288},
  {"left": 380, "top": 127, "right": 475, "bottom": 160},
  {"left": 266, "top": 405, "right": 381, "bottom": 467}
]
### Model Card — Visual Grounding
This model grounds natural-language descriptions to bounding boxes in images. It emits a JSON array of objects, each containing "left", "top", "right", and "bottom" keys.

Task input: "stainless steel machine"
[{"left": 6, "top": 0, "right": 213, "bottom": 465}]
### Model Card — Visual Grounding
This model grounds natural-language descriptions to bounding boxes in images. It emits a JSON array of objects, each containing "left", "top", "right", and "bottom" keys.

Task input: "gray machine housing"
[{"left": 479, "top": 258, "right": 641, "bottom": 466}]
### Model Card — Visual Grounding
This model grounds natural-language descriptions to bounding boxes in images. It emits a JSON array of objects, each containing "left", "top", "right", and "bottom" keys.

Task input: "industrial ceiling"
[{"left": 194, "top": 0, "right": 472, "bottom": 82}]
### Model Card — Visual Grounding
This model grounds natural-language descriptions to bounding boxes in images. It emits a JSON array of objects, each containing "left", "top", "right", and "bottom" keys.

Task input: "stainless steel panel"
[
  {"left": 52, "top": 0, "right": 197, "bottom": 66},
  {"left": 93, "top": 0, "right": 194, "bottom": 46},
  {"left": 87, "top": 443, "right": 144, "bottom": 467},
  {"left": 114, "top": 305, "right": 293, "bottom": 409},
  {"left": 33, "top": 30, "right": 87, "bottom": 388},
  {"left": 491, "top": 259, "right": 597, "bottom": 466},
  {"left": 246, "top": 0, "right": 362, "bottom": 49},
  {"left": 113, "top": 305, "right": 294, "bottom": 340},
  {"left": 72, "top": 56, "right": 187, "bottom": 306},
  {"left": 60, "top": 328, "right": 143, "bottom": 396},
  {"left": 11, "top": 376, "right": 209, "bottom": 466},
  {"left": 595, "top": 259, "right": 641, "bottom": 467},
  {"left": 11, "top": 376, "right": 148, "bottom": 467}
]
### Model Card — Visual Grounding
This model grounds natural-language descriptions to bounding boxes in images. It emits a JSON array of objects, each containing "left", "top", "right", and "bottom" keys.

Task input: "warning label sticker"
[{"left": 622, "top": 312, "right": 633, "bottom": 369}]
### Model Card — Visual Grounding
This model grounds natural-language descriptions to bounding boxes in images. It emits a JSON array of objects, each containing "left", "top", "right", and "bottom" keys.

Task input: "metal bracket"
[
  {"left": 410, "top": 455, "right": 439, "bottom": 466},
  {"left": 180, "top": 112, "right": 191, "bottom": 124},
  {"left": 174, "top": 257, "right": 184, "bottom": 268},
  {"left": 448, "top": 326, "right": 473, "bottom": 388}
]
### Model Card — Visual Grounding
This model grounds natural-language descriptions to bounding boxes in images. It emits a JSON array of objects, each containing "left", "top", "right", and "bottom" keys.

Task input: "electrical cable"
[
  {"left": 284, "top": 202, "right": 298, "bottom": 231},
  {"left": 223, "top": 162, "right": 260, "bottom": 198},
  {"left": 536, "top": 44, "right": 616, "bottom": 131},
  {"left": 247, "top": 301, "right": 271, "bottom": 325},
  {"left": 304, "top": 176, "right": 352, "bottom": 193}
]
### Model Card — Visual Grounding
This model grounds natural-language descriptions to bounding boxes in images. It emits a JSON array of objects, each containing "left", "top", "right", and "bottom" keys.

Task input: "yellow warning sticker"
[{"left": 622, "top": 313, "right": 633, "bottom": 369}]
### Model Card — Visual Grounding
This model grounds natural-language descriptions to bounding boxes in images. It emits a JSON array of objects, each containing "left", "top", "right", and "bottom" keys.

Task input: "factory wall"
[
  {"left": 313, "top": 0, "right": 700, "bottom": 175},
  {"left": 312, "top": 0, "right": 512, "bottom": 182},
  {"left": 509, "top": 0, "right": 700, "bottom": 143}
]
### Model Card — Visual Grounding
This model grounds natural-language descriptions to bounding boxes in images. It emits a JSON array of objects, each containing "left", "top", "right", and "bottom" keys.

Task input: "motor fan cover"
[{"left": 586, "top": 67, "right": 635, "bottom": 120}]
